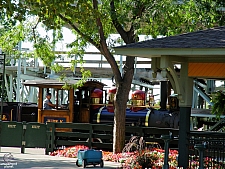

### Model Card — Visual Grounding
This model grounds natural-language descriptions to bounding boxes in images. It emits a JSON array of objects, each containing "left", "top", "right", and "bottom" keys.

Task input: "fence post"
[
  {"left": 0, "top": 120, "right": 1, "bottom": 152},
  {"left": 161, "top": 132, "right": 173, "bottom": 169},
  {"left": 194, "top": 143, "right": 207, "bottom": 169},
  {"left": 88, "top": 124, "right": 93, "bottom": 149},
  {"left": 45, "top": 122, "right": 55, "bottom": 155},
  {"left": 21, "top": 121, "right": 27, "bottom": 153}
]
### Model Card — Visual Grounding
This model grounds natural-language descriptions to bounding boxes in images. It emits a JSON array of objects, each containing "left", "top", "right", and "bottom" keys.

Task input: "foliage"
[
  {"left": 49, "top": 143, "right": 178, "bottom": 168},
  {"left": 212, "top": 91, "right": 225, "bottom": 118},
  {"left": 122, "top": 136, "right": 159, "bottom": 168},
  {"left": 0, "top": 19, "right": 91, "bottom": 88},
  {"left": 123, "top": 136, "right": 145, "bottom": 153}
]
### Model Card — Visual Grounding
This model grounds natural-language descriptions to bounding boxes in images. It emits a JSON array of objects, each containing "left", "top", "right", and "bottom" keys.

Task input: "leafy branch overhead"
[{"left": 0, "top": 18, "right": 91, "bottom": 85}]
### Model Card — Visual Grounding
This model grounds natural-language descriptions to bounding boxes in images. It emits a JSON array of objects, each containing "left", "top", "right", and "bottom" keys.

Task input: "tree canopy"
[{"left": 1, "top": 0, "right": 225, "bottom": 153}]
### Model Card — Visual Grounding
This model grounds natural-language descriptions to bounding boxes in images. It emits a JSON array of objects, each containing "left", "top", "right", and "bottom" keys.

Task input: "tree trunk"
[
  {"left": 113, "top": 56, "right": 135, "bottom": 153},
  {"left": 113, "top": 85, "right": 128, "bottom": 153}
]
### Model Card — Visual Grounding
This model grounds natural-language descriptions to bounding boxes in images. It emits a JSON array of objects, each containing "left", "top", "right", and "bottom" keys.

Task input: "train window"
[
  {"left": 42, "top": 88, "right": 69, "bottom": 110},
  {"left": 57, "top": 89, "right": 69, "bottom": 109}
]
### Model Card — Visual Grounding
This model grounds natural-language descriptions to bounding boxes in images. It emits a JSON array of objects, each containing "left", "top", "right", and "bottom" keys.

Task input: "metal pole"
[
  {"left": 161, "top": 133, "right": 173, "bottom": 169},
  {"left": 120, "top": 41, "right": 124, "bottom": 77},
  {"left": 120, "top": 55, "right": 123, "bottom": 76},
  {"left": 0, "top": 53, "right": 5, "bottom": 153},
  {"left": 0, "top": 53, "right": 5, "bottom": 121},
  {"left": 194, "top": 143, "right": 207, "bottom": 169},
  {"left": 16, "top": 41, "right": 22, "bottom": 102}
]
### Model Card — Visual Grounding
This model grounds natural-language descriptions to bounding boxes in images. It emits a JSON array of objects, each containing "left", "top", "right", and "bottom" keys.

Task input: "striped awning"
[{"left": 188, "top": 63, "right": 225, "bottom": 78}]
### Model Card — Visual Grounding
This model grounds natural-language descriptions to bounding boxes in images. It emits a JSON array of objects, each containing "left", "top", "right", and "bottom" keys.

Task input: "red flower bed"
[
  {"left": 49, "top": 145, "right": 179, "bottom": 168},
  {"left": 49, "top": 145, "right": 225, "bottom": 168},
  {"left": 49, "top": 145, "right": 89, "bottom": 158}
]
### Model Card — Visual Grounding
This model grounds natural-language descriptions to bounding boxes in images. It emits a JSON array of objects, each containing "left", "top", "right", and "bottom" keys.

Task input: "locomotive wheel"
[
  {"left": 100, "top": 160, "right": 104, "bottom": 168},
  {"left": 82, "top": 160, "right": 87, "bottom": 168}
]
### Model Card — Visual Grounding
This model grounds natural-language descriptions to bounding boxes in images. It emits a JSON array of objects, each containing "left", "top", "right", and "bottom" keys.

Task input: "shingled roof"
[{"left": 115, "top": 26, "right": 225, "bottom": 49}]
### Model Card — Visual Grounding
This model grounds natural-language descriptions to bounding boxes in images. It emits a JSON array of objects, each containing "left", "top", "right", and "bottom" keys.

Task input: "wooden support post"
[{"left": 69, "top": 89, "right": 74, "bottom": 122}]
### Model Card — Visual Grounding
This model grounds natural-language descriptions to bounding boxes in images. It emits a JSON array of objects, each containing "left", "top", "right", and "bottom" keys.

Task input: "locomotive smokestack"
[{"left": 160, "top": 81, "right": 168, "bottom": 110}]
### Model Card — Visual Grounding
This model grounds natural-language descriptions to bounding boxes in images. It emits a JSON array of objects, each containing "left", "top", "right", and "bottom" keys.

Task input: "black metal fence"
[{"left": 188, "top": 131, "right": 225, "bottom": 169}]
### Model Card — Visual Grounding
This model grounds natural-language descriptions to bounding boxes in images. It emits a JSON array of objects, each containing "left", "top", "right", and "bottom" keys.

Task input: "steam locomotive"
[
  {"left": 1, "top": 80, "right": 180, "bottom": 129},
  {"left": 91, "top": 87, "right": 180, "bottom": 129}
]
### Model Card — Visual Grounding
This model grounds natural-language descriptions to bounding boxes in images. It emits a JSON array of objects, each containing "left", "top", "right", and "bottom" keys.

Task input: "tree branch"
[
  {"left": 127, "top": 1, "right": 158, "bottom": 42},
  {"left": 58, "top": 13, "right": 100, "bottom": 50},
  {"left": 92, "top": 0, "right": 122, "bottom": 83},
  {"left": 32, "top": 18, "right": 40, "bottom": 44},
  {"left": 110, "top": 0, "right": 130, "bottom": 44}
]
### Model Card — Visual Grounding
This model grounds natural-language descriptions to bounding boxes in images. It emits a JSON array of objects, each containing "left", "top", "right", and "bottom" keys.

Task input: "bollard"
[
  {"left": 160, "top": 132, "right": 174, "bottom": 169},
  {"left": 21, "top": 121, "right": 27, "bottom": 153},
  {"left": 194, "top": 143, "right": 207, "bottom": 169}
]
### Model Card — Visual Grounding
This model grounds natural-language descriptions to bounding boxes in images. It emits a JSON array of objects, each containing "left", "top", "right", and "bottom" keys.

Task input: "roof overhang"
[
  {"left": 23, "top": 79, "right": 106, "bottom": 89},
  {"left": 114, "top": 47, "right": 225, "bottom": 59}
]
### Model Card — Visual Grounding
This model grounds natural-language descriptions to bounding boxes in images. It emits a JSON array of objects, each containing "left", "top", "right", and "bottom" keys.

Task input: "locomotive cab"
[
  {"left": 23, "top": 79, "right": 106, "bottom": 124},
  {"left": 23, "top": 80, "right": 74, "bottom": 123}
]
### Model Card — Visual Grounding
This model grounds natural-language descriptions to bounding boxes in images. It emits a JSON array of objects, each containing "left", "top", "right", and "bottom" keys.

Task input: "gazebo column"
[
  {"left": 160, "top": 56, "right": 193, "bottom": 168},
  {"left": 178, "top": 62, "right": 193, "bottom": 168},
  {"left": 178, "top": 106, "right": 191, "bottom": 167}
]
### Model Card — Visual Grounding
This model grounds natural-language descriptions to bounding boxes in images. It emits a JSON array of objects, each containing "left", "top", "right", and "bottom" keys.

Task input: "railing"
[
  {"left": 188, "top": 131, "right": 225, "bottom": 168},
  {"left": 45, "top": 123, "right": 113, "bottom": 154},
  {"left": 45, "top": 122, "right": 179, "bottom": 155}
]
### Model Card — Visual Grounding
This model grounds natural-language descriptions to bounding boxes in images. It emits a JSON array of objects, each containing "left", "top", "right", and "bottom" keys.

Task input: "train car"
[
  {"left": 22, "top": 79, "right": 106, "bottom": 124},
  {"left": 2, "top": 102, "right": 23, "bottom": 121},
  {"left": 2, "top": 102, "right": 38, "bottom": 122}
]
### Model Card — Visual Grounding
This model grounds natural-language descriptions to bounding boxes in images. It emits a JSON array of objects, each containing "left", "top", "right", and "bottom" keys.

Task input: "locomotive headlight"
[
  {"left": 132, "top": 100, "right": 145, "bottom": 106},
  {"left": 92, "top": 98, "right": 100, "bottom": 104},
  {"left": 108, "top": 93, "right": 115, "bottom": 102}
]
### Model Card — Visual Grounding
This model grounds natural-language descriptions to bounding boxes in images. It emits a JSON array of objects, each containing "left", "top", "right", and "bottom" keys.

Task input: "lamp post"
[
  {"left": 161, "top": 131, "right": 173, "bottom": 169},
  {"left": 0, "top": 53, "right": 5, "bottom": 121}
]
